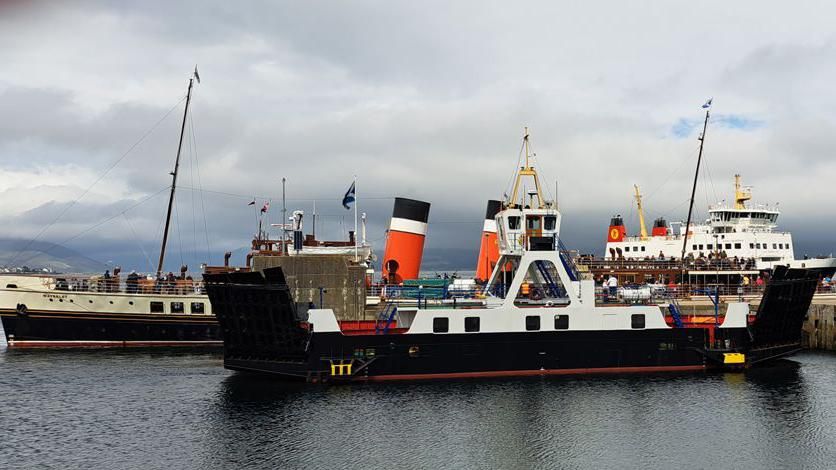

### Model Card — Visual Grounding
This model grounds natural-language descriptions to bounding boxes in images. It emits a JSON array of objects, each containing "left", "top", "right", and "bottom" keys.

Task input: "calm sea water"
[{"left": 0, "top": 347, "right": 834, "bottom": 470}]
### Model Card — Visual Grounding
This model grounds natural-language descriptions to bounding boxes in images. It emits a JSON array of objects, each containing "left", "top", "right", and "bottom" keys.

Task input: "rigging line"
[
  {"left": 13, "top": 186, "right": 172, "bottom": 268},
  {"left": 642, "top": 145, "right": 700, "bottom": 203},
  {"left": 175, "top": 185, "right": 395, "bottom": 202},
  {"left": 505, "top": 138, "right": 526, "bottom": 200},
  {"left": 187, "top": 110, "right": 198, "bottom": 260},
  {"left": 189, "top": 111, "right": 212, "bottom": 262},
  {"left": 121, "top": 213, "right": 155, "bottom": 272},
  {"left": 8, "top": 95, "right": 188, "bottom": 267}
]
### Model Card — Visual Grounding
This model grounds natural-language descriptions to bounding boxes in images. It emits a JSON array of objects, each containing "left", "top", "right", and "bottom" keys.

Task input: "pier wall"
[
  {"left": 803, "top": 303, "right": 836, "bottom": 351},
  {"left": 252, "top": 255, "right": 367, "bottom": 321}
]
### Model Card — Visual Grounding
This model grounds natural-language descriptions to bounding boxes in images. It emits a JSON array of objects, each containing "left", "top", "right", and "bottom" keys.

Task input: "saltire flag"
[
  {"left": 247, "top": 199, "right": 256, "bottom": 206},
  {"left": 260, "top": 201, "right": 270, "bottom": 214},
  {"left": 702, "top": 98, "right": 713, "bottom": 109},
  {"left": 342, "top": 182, "right": 355, "bottom": 210}
]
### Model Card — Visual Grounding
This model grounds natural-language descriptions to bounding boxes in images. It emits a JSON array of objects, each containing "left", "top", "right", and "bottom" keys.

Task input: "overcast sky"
[{"left": 1, "top": 1, "right": 835, "bottom": 272}]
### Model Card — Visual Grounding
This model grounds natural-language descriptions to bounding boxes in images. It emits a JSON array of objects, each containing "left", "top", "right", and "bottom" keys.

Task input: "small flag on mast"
[
  {"left": 342, "top": 182, "right": 356, "bottom": 210},
  {"left": 702, "top": 98, "right": 713, "bottom": 109},
  {"left": 248, "top": 199, "right": 256, "bottom": 206},
  {"left": 260, "top": 201, "right": 270, "bottom": 214}
]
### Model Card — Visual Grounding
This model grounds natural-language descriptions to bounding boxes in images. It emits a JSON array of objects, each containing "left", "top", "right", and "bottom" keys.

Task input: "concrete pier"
[{"left": 803, "top": 300, "right": 836, "bottom": 351}]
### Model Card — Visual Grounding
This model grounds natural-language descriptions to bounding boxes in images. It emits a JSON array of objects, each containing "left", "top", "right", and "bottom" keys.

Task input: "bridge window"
[
  {"left": 150, "top": 301, "right": 164, "bottom": 313},
  {"left": 554, "top": 314, "right": 569, "bottom": 330},
  {"left": 464, "top": 317, "right": 480, "bottom": 333},
  {"left": 631, "top": 314, "right": 645, "bottom": 329},
  {"left": 514, "top": 260, "right": 570, "bottom": 308},
  {"left": 433, "top": 317, "right": 449, "bottom": 333},
  {"left": 544, "top": 215, "right": 556, "bottom": 231},
  {"left": 526, "top": 216, "right": 541, "bottom": 230},
  {"left": 525, "top": 315, "right": 541, "bottom": 331},
  {"left": 508, "top": 216, "right": 521, "bottom": 230}
]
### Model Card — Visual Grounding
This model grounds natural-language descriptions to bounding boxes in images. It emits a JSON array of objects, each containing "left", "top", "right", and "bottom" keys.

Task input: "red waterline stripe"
[
  {"left": 361, "top": 365, "right": 706, "bottom": 381},
  {"left": 6, "top": 340, "right": 223, "bottom": 348}
]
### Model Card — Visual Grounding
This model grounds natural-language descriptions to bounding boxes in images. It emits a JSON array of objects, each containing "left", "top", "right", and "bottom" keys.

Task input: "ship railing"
[
  {"left": 576, "top": 258, "right": 761, "bottom": 272},
  {"left": 45, "top": 274, "right": 205, "bottom": 296}
]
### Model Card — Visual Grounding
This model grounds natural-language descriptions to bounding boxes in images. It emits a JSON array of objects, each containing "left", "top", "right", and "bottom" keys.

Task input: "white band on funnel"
[{"left": 389, "top": 217, "right": 428, "bottom": 236}]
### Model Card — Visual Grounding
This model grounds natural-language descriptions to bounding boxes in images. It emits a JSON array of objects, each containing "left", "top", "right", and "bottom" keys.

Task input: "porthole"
[
  {"left": 89, "top": 300, "right": 93, "bottom": 304},
  {"left": 129, "top": 301, "right": 134, "bottom": 305},
  {"left": 109, "top": 301, "right": 114, "bottom": 304},
  {"left": 49, "top": 298, "right": 54, "bottom": 302}
]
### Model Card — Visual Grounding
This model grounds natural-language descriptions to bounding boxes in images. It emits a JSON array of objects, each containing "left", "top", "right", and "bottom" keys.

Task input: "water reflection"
[{"left": 1, "top": 349, "right": 833, "bottom": 469}]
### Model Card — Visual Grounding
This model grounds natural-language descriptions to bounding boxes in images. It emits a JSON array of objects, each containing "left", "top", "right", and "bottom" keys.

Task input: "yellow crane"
[{"left": 634, "top": 184, "right": 649, "bottom": 240}]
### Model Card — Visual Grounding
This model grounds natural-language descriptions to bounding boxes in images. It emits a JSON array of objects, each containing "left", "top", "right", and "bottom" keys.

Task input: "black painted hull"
[
  {"left": 205, "top": 266, "right": 818, "bottom": 382},
  {"left": 225, "top": 328, "right": 718, "bottom": 381},
  {"left": 0, "top": 309, "right": 221, "bottom": 347}
]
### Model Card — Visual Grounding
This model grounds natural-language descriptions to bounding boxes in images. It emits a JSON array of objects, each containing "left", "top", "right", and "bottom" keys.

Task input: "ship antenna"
[
  {"left": 680, "top": 100, "right": 711, "bottom": 273},
  {"left": 157, "top": 69, "right": 198, "bottom": 277},
  {"left": 508, "top": 127, "right": 545, "bottom": 208}
]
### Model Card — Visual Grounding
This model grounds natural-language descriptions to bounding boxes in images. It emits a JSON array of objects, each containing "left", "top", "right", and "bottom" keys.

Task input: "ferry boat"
[
  {"left": 604, "top": 175, "right": 836, "bottom": 274},
  {"left": 205, "top": 129, "right": 818, "bottom": 382}
]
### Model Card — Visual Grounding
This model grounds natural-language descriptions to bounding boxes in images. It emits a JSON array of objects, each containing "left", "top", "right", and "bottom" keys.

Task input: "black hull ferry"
[
  {"left": 205, "top": 265, "right": 815, "bottom": 382},
  {"left": 205, "top": 129, "right": 818, "bottom": 382}
]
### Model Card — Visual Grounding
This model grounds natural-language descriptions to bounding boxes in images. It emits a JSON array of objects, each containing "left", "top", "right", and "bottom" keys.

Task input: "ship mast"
[
  {"left": 680, "top": 104, "right": 711, "bottom": 271},
  {"left": 508, "top": 127, "right": 545, "bottom": 208},
  {"left": 634, "top": 184, "right": 649, "bottom": 240},
  {"left": 157, "top": 72, "right": 197, "bottom": 276}
]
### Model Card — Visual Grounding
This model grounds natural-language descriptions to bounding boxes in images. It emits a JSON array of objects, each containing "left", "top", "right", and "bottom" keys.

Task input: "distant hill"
[{"left": 0, "top": 238, "right": 107, "bottom": 274}]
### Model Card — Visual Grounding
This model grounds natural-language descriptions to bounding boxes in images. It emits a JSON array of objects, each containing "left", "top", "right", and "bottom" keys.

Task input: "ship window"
[
  {"left": 191, "top": 302, "right": 205, "bottom": 314},
  {"left": 526, "top": 216, "right": 541, "bottom": 230},
  {"left": 525, "top": 315, "right": 541, "bottom": 331},
  {"left": 625, "top": 247, "right": 630, "bottom": 252},
  {"left": 699, "top": 244, "right": 704, "bottom": 250},
  {"left": 5, "top": 284, "right": 16, "bottom": 289},
  {"left": 692, "top": 244, "right": 697, "bottom": 250},
  {"left": 433, "top": 317, "right": 449, "bottom": 333},
  {"left": 464, "top": 316, "right": 480, "bottom": 332},
  {"left": 735, "top": 243, "right": 741, "bottom": 249},
  {"left": 171, "top": 302, "right": 184, "bottom": 314},
  {"left": 750, "top": 243, "right": 755, "bottom": 249},
  {"left": 641, "top": 246, "right": 646, "bottom": 252},
  {"left": 508, "top": 216, "right": 521, "bottom": 230},
  {"left": 631, "top": 314, "right": 645, "bottom": 329},
  {"left": 544, "top": 215, "right": 557, "bottom": 231},
  {"left": 773, "top": 244, "right": 777, "bottom": 249},
  {"left": 554, "top": 314, "right": 569, "bottom": 330},
  {"left": 150, "top": 301, "right": 164, "bottom": 313},
  {"left": 756, "top": 243, "right": 761, "bottom": 249},
  {"left": 707, "top": 244, "right": 713, "bottom": 250},
  {"left": 514, "top": 260, "right": 570, "bottom": 308},
  {"left": 725, "top": 243, "right": 731, "bottom": 249}
]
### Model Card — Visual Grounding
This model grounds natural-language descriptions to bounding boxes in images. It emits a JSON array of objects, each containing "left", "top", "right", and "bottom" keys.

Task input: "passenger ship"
[
  {"left": 205, "top": 129, "right": 817, "bottom": 382},
  {"left": 0, "top": 70, "right": 220, "bottom": 347},
  {"left": 605, "top": 175, "right": 836, "bottom": 273}
]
